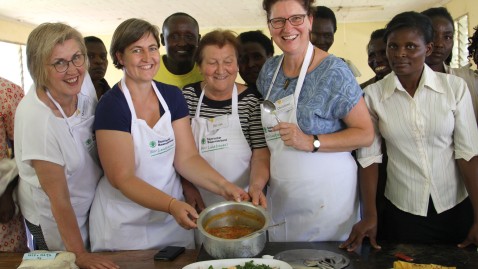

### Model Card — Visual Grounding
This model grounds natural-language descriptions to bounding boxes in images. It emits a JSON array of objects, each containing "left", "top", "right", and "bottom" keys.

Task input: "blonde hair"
[{"left": 26, "top": 22, "right": 86, "bottom": 90}]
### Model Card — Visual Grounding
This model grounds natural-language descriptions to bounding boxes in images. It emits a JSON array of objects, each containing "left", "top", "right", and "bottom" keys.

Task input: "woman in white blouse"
[{"left": 341, "top": 11, "right": 478, "bottom": 251}]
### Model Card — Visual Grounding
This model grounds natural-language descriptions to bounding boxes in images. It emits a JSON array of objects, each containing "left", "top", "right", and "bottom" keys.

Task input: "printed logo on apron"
[{"left": 148, "top": 138, "right": 175, "bottom": 157}]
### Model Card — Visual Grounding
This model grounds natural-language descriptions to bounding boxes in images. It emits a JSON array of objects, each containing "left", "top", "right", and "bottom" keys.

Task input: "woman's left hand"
[
  {"left": 273, "top": 122, "right": 313, "bottom": 152},
  {"left": 221, "top": 182, "right": 250, "bottom": 202}
]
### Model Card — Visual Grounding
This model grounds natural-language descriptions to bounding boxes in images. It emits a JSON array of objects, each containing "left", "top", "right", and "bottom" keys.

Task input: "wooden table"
[
  {"left": 0, "top": 249, "right": 199, "bottom": 269},
  {"left": 2, "top": 242, "right": 478, "bottom": 269}
]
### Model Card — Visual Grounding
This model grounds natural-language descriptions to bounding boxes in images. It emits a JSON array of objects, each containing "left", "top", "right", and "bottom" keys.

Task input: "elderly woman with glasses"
[
  {"left": 14, "top": 23, "right": 118, "bottom": 268},
  {"left": 252, "top": 0, "right": 374, "bottom": 243}
]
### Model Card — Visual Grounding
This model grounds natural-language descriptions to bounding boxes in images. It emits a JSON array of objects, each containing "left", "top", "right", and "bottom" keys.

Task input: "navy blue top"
[{"left": 94, "top": 81, "right": 189, "bottom": 133}]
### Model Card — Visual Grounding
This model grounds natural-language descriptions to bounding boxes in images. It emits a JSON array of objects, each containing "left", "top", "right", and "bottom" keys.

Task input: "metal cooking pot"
[{"left": 197, "top": 201, "right": 269, "bottom": 259}]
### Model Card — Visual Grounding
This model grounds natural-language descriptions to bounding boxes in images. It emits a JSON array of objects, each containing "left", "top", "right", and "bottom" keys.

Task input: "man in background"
[
  {"left": 360, "top": 29, "right": 391, "bottom": 89},
  {"left": 237, "top": 30, "right": 274, "bottom": 90},
  {"left": 311, "top": 6, "right": 361, "bottom": 77},
  {"left": 154, "top": 13, "right": 204, "bottom": 211},
  {"left": 84, "top": 36, "right": 110, "bottom": 99},
  {"left": 153, "top": 12, "right": 202, "bottom": 89}
]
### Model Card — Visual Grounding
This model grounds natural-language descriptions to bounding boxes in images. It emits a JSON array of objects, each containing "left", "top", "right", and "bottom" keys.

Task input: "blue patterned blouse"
[{"left": 257, "top": 54, "right": 362, "bottom": 135}]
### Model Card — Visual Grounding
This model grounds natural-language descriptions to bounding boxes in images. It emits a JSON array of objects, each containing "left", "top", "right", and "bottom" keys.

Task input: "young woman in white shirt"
[{"left": 342, "top": 11, "right": 478, "bottom": 251}]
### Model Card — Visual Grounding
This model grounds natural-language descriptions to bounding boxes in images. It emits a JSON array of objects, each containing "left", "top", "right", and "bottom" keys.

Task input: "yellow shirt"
[{"left": 153, "top": 56, "right": 203, "bottom": 89}]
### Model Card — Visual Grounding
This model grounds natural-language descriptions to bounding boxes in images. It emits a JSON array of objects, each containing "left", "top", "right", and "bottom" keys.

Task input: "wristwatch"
[{"left": 312, "top": 135, "right": 320, "bottom": 153}]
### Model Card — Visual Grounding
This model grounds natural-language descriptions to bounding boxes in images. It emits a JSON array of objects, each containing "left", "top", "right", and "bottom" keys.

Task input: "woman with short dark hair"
[
  {"left": 89, "top": 19, "right": 248, "bottom": 251},
  {"left": 344, "top": 11, "right": 478, "bottom": 250}
]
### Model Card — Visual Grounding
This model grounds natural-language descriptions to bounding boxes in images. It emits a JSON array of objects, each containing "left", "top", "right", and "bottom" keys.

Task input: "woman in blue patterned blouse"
[{"left": 252, "top": 0, "right": 374, "bottom": 243}]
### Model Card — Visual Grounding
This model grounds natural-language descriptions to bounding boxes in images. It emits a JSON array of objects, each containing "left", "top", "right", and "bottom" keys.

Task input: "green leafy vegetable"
[{"left": 207, "top": 260, "right": 276, "bottom": 269}]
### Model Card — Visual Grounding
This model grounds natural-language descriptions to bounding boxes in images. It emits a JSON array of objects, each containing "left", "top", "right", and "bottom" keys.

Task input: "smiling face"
[
  {"left": 425, "top": 16, "right": 454, "bottom": 69},
  {"left": 200, "top": 43, "right": 238, "bottom": 96},
  {"left": 267, "top": 0, "right": 312, "bottom": 55},
  {"left": 117, "top": 33, "right": 160, "bottom": 84},
  {"left": 238, "top": 41, "right": 271, "bottom": 87},
  {"left": 86, "top": 41, "right": 108, "bottom": 82},
  {"left": 367, "top": 38, "right": 391, "bottom": 80},
  {"left": 386, "top": 27, "right": 433, "bottom": 82},
  {"left": 161, "top": 15, "right": 200, "bottom": 66},
  {"left": 46, "top": 38, "right": 85, "bottom": 98},
  {"left": 310, "top": 17, "right": 335, "bottom": 52}
]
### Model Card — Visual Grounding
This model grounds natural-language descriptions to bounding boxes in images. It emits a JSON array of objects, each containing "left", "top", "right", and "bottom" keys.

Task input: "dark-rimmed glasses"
[
  {"left": 50, "top": 54, "right": 85, "bottom": 73},
  {"left": 268, "top": 14, "right": 307, "bottom": 29}
]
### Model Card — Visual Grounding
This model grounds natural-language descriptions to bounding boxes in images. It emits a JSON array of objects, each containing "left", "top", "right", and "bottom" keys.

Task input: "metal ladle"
[
  {"left": 263, "top": 100, "right": 281, "bottom": 124},
  {"left": 239, "top": 221, "right": 286, "bottom": 239}
]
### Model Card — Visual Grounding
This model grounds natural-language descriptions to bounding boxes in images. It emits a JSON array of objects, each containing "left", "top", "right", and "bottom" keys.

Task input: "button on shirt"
[{"left": 358, "top": 65, "right": 478, "bottom": 216}]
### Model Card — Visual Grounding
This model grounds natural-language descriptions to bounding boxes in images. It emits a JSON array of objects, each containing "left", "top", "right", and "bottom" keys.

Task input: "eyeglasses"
[
  {"left": 268, "top": 14, "right": 307, "bottom": 29},
  {"left": 50, "top": 54, "right": 86, "bottom": 73}
]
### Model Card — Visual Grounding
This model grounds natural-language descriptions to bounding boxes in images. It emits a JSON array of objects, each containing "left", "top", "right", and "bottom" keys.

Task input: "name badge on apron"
[
  {"left": 275, "top": 95, "right": 295, "bottom": 114},
  {"left": 207, "top": 114, "right": 229, "bottom": 132},
  {"left": 148, "top": 138, "right": 175, "bottom": 157},
  {"left": 85, "top": 134, "right": 99, "bottom": 165}
]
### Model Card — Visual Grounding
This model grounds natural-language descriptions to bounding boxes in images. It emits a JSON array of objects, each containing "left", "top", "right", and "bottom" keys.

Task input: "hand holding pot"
[{"left": 169, "top": 199, "right": 199, "bottom": 229}]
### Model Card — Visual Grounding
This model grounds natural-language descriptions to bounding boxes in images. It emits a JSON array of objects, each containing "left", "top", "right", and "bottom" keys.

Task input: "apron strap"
[
  {"left": 196, "top": 83, "right": 239, "bottom": 118},
  {"left": 265, "top": 42, "right": 314, "bottom": 107}
]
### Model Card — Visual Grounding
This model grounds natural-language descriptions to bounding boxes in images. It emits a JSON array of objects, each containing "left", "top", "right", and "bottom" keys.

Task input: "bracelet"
[{"left": 168, "top": 197, "right": 176, "bottom": 214}]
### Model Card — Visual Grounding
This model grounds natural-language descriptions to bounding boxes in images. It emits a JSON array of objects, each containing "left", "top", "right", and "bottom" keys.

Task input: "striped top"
[
  {"left": 358, "top": 65, "right": 478, "bottom": 216},
  {"left": 182, "top": 82, "right": 266, "bottom": 149}
]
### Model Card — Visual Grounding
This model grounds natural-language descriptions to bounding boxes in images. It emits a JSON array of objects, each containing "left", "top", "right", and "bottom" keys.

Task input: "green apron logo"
[{"left": 149, "top": 141, "right": 157, "bottom": 148}]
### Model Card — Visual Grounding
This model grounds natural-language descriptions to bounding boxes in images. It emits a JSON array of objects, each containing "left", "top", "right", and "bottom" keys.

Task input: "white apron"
[
  {"left": 36, "top": 90, "right": 101, "bottom": 250},
  {"left": 191, "top": 84, "right": 252, "bottom": 206},
  {"left": 261, "top": 43, "right": 359, "bottom": 242},
  {"left": 89, "top": 78, "right": 193, "bottom": 251}
]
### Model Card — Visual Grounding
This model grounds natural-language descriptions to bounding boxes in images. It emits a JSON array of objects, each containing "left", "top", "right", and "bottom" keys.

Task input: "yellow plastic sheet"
[{"left": 393, "top": 261, "right": 456, "bottom": 269}]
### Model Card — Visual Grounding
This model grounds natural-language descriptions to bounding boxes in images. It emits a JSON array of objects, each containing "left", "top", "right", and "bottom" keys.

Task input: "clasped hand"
[{"left": 272, "top": 122, "right": 312, "bottom": 151}]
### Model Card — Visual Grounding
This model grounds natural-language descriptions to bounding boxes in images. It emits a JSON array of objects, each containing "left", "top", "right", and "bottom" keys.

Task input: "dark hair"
[
  {"left": 468, "top": 25, "right": 478, "bottom": 59},
  {"left": 367, "top": 28, "right": 386, "bottom": 52},
  {"left": 384, "top": 11, "right": 433, "bottom": 44},
  {"left": 162, "top": 12, "right": 199, "bottom": 33},
  {"left": 262, "top": 0, "right": 315, "bottom": 19},
  {"left": 110, "top": 18, "right": 160, "bottom": 69},
  {"left": 313, "top": 6, "right": 337, "bottom": 33},
  {"left": 84, "top": 36, "right": 105, "bottom": 45},
  {"left": 237, "top": 30, "right": 274, "bottom": 56},
  {"left": 370, "top": 28, "right": 386, "bottom": 40},
  {"left": 196, "top": 29, "right": 239, "bottom": 65},
  {"left": 421, "top": 7, "right": 454, "bottom": 32}
]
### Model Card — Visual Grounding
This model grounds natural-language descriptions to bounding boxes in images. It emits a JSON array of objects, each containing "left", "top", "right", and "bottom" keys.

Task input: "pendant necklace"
[
  {"left": 283, "top": 79, "right": 290, "bottom": 90},
  {"left": 283, "top": 49, "right": 315, "bottom": 90}
]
